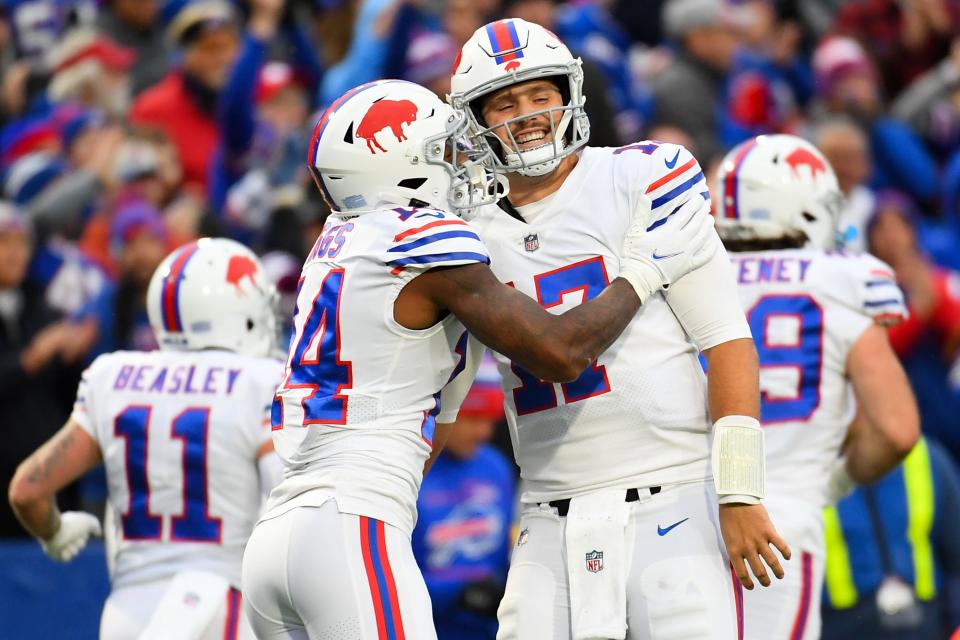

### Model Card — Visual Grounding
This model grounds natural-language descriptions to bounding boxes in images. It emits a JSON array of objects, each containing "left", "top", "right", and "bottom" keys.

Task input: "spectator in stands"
[
  {"left": 96, "top": 0, "right": 169, "bottom": 96},
  {"left": 46, "top": 29, "right": 135, "bottom": 118},
  {"left": 554, "top": 0, "right": 652, "bottom": 142},
  {"left": 812, "top": 35, "right": 939, "bottom": 205},
  {"left": 69, "top": 201, "right": 167, "bottom": 360},
  {"left": 939, "top": 145, "right": 960, "bottom": 272},
  {"left": 413, "top": 359, "right": 515, "bottom": 640},
  {"left": 77, "top": 129, "right": 189, "bottom": 274},
  {"left": 892, "top": 37, "right": 960, "bottom": 161},
  {"left": 0, "top": 203, "right": 81, "bottom": 537},
  {"left": 211, "top": 0, "right": 312, "bottom": 237},
  {"left": 0, "top": 117, "right": 61, "bottom": 170},
  {"left": 814, "top": 116, "right": 875, "bottom": 251},
  {"left": 867, "top": 192, "right": 960, "bottom": 457},
  {"left": 130, "top": 0, "right": 240, "bottom": 191},
  {"left": 869, "top": 191, "right": 960, "bottom": 362},
  {"left": 405, "top": 31, "right": 459, "bottom": 99},
  {"left": 834, "top": 0, "right": 959, "bottom": 97},
  {"left": 822, "top": 437, "right": 960, "bottom": 639},
  {"left": 25, "top": 110, "right": 123, "bottom": 242},
  {"left": 317, "top": 0, "right": 400, "bottom": 106},
  {"left": 720, "top": 0, "right": 811, "bottom": 147},
  {"left": 651, "top": 0, "right": 743, "bottom": 163}
]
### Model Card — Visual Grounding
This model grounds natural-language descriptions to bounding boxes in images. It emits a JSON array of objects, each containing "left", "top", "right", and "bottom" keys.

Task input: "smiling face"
[{"left": 479, "top": 79, "right": 564, "bottom": 154}]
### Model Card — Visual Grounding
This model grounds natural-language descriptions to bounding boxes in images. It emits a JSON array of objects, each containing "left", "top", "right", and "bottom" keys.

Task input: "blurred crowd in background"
[{"left": 2, "top": 0, "right": 960, "bottom": 637}]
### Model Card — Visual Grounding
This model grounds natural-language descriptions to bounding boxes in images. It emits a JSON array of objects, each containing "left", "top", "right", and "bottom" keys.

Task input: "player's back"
[
  {"left": 729, "top": 248, "right": 905, "bottom": 554},
  {"left": 72, "top": 348, "right": 282, "bottom": 589},
  {"left": 267, "top": 206, "right": 487, "bottom": 533}
]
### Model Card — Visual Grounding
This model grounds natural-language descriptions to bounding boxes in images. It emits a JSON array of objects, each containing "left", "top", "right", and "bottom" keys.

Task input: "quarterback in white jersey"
[
  {"left": 715, "top": 134, "right": 920, "bottom": 639},
  {"left": 9, "top": 238, "right": 285, "bottom": 640},
  {"left": 449, "top": 18, "right": 790, "bottom": 640},
  {"left": 240, "top": 80, "right": 718, "bottom": 640}
]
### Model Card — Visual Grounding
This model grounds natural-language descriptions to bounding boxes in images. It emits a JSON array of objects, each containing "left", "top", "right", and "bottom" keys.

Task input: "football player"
[
  {"left": 8, "top": 238, "right": 285, "bottom": 639},
  {"left": 240, "top": 79, "right": 717, "bottom": 640},
  {"left": 447, "top": 18, "right": 788, "bottom": 640},
  {"left": 715, "top": 134, "right": 920, "bottom": 639}
]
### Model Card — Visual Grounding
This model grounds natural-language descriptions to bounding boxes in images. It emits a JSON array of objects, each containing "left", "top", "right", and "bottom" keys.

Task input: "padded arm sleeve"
[{"left": 663, "top": 234, "right": 752, "bottom": 351}]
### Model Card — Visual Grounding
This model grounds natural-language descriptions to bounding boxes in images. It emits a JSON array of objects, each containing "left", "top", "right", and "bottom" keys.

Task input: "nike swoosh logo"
[
  {"left": 652, "top": 250, "right": 682, "bottom": 260},
  {"left": 657, "top": 517, "right": 689, "bottom": 536},
  {"left": 664, "top": 150, "right": 681, "bottom": 169}
]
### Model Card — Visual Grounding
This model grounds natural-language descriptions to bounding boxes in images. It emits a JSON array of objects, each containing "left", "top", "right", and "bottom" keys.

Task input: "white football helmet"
[
  {"left": 449, "top": 19, "right": 590, "bottom": 177},
  {"left": 307, "top": 79, "right": 501, "bottom": 215},
  {"left": 716, "top": 134, "right": 844, "bottom": 249},
  {"left": 147, "top": 238, "right": 279, "bottom": 357}
]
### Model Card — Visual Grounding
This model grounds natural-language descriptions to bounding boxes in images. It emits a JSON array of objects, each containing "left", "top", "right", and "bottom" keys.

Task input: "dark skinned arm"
[{"left": 399, "top": 263, "right": 640, "bottom": 382}]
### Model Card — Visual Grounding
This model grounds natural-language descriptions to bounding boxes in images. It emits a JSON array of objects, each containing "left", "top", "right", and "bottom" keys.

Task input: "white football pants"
[
  {"left": 497, "top": 480, "right": 744, "bottom": 640},
  {"left": 743, "top": 551, "right": 821, "bottom": 640},
  {"left": 241, "top": 499, "right": 436, "bottom": 640},
  {"left": 100, "top": 578, "right": 252, "bottom": 640}
]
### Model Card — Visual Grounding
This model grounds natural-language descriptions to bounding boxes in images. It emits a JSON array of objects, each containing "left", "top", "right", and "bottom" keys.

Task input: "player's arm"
[
  {"left": 840, "top": 324, "right": 920, "bottom": 484},
  {"left": 256, "top": 440, "right": 284, "bottom": 499},
  {"left": 402, "top": 195, "right": 717, "bottom": 382},
  {"left": 415, "top": 264, "right": 637, "bottom": 381},
  {"left": 425, "top": 338, "right": 484, "bottom": 475},
  {"left": 704, "top": 339, "right": 791, "bottom": 590},
  {"left": 665, "top": 233, "right": 790, "bottom": 589},
  {"left": 8, "top": 419, "right": 103, "bottom": 560},
  {"left": 425, "top": 423, "right": 453, "bottom": 475}
]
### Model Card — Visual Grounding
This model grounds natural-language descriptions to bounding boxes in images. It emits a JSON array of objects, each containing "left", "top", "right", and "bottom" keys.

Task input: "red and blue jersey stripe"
[
  {"left": 160, "top": 241, "right": 200, "bottom": 333},
  {"left": 643, "top": 147, "right": 708, "bottom": 230},
  {"left": 485, "top": 20, "right": 524, "bottom": 64},
  {"left": 223, "top": 587, "right": 242, "bottom": 640},
  {"left": 386, "top": 217, "right": 489, "bottom": 272},
  {"left": 789, "top": 552, "right": 814, "bottom": 640},
  {"left": 360, "top": 517, "right": 406, "bottom": 640},
  {"left": 731, "top": 565, "right": 744, "bottom": 640}
]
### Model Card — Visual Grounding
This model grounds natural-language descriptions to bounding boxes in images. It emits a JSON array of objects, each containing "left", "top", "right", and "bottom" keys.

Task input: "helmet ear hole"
[
  {"left": 247, "top": 318, "right": 255, "bottom": 331},
  {"left": 397, "top": 177, "right": 428, "bottom": 190}
]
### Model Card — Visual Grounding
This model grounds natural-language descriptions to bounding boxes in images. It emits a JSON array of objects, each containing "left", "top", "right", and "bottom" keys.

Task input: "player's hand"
[
  {"left": 619, "top": 194, "right": 717, "bottom": 303},
  {"left": 40, "top": 512, "right": 102, "bottom": 562},
  {"left": 826, "top": 457, "right": 857, "bottom": 504},
  {"left": 719, "top": 503, "right": 791, "bottom": 590}
]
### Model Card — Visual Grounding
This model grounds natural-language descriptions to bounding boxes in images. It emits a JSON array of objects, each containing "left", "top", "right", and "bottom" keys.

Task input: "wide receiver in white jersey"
[
  {"left": 8, "top": 238, "right": 285, "bottom": 640},
  {"left": 239, "top": 79, "right": 719, "bottom": 640},
  {"left": 714, "top": 133, "right": 920, "bottom": 639},
  {"left": 448, "top": 18, "right": 790, "bottom": 640}
]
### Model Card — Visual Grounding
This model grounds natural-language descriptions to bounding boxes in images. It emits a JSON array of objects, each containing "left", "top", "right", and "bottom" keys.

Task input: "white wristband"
[{"left": 712, "top": 415, "right": 765, "bottom": 502}]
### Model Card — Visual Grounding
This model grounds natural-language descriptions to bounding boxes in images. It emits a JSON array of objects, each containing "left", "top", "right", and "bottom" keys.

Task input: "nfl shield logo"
[
  {"left": 524, "top": 233, "right": 539, "bottom": 252},
  {"left": 585, "top": 550, "right": 604, "bottom": 573}
]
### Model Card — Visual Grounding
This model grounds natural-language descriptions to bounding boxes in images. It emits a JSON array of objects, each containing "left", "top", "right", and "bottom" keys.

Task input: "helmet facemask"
[
  {"left": 450, "top": 60, "right": 590, "bottom": 178},
  {"left": 422, "top": 109, "right": 506, "bottom": 215}
]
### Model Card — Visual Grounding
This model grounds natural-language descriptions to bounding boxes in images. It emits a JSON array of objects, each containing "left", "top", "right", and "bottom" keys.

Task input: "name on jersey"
[
  {"left": 732, "top": 257, "right": 811, "bottom": 285},
  {"left": 112, "top": 364, "right": 243, "bottom": 395}
]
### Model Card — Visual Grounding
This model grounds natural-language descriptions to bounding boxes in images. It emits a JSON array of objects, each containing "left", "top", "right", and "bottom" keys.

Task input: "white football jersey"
[
  {"left": 266, "top": 207, "right": 486, "bottom": 534},
  {"left": 729, "top": 248, "right": 907, "bottom": 555},
  {"left": 71, "top": 349, "right": 283, "bottom": 589},
  {"left": 469, "top": 143, "right": 751, "bottom": 504}
]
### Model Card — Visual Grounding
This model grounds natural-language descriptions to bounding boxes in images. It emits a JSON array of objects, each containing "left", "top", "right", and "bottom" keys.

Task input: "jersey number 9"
[{"left": 748, "top": 295, "right": 824, "bottom": 423}]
